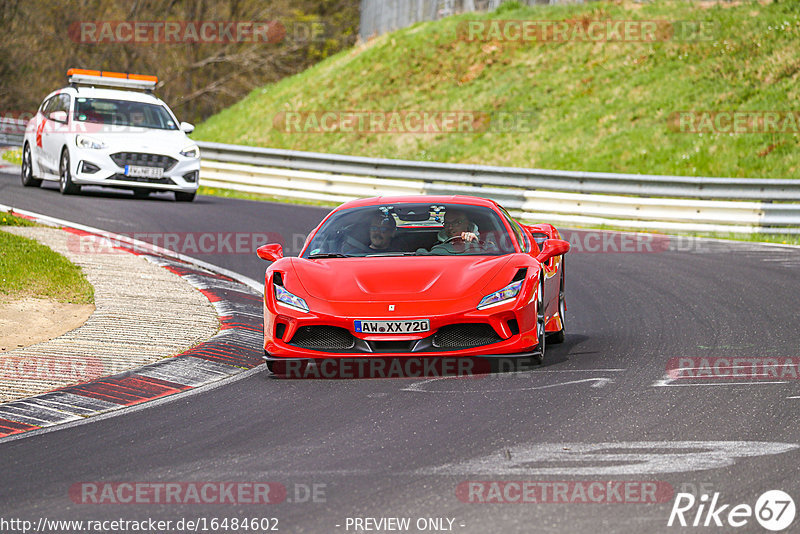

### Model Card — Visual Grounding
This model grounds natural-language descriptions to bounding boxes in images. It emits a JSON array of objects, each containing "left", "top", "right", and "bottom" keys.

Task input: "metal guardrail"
[
  {"left": 197, "top": 141, "right": 800, "bottom": 202},
  {"left": 0, "top": 117, "right": 25, "bottom": 147},
  {"left": 3, "top": 117, "right": 798, "bottom": 233},
  {"left": 197, "top": 141, "right": 800, "bottom": 234}
]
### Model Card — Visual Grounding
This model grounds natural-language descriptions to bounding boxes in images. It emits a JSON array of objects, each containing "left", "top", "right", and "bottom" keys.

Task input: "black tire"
[
  {"left": 59, "top": 149, "right": 80, "bottom": 195},
  {"left": 132, "top": 188, "right": 151, "bottom": 199},
  {"left": 530, "top": 271, "right": 546, "bottom": 365},
  {"left": 175, "top": 191, "right": 196, "bottom": 202},
  {"left": 21, "top": 143, "right": 42, "bottom": 187},
  {"left": 547, "top": 257, "right": 566, "bottom": 344}
]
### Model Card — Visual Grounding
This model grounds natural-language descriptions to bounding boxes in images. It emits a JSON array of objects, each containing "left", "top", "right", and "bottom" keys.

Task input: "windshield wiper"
[
  {"left": 308, "top": 253, "right": 352, "bottom": 259},
  {"left": 365, "top": 251, "right": 419, "bottom": 257}
]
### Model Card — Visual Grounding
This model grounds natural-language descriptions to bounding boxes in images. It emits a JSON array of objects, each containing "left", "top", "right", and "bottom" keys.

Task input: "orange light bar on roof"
[
  {"left": 129, "top": 73, "right": 158, "bottom": 82},
  {"left": 67, "top": 68, "right": 102, "bottom": 77},
  {"left": 67, "top": 68, "right": 158, "bottom": 89}
]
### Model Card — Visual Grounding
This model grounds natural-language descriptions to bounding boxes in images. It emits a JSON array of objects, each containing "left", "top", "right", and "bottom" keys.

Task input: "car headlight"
[
  {"left": 274, "top": 284, "right": 309, "bottom": 312},
  {"left": 477, "top": 280, "right": 523, "bottom": 310},
  {"left": 75, "top": 135, "right": 106, "bottom": 149},
  {"left": 180, "top": 145, "right": 199, "bottom": 158}
]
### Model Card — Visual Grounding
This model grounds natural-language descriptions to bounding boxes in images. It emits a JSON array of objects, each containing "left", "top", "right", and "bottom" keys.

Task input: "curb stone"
[{"left": 0, "top": 216, "right": 264, "bottom": 440}]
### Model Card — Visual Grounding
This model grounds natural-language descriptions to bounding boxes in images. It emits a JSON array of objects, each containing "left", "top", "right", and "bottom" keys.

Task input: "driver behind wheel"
[{"left": 427, "top": 209, "right": 481, "bottom": 255}]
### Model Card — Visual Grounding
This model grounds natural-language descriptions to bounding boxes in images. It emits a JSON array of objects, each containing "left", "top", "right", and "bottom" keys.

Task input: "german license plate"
[
  {"left": 125, "top": 165, "right": 163, "bottom": 178},
  {"left": 354, "top": 319, "right": 430, "bottom": 334}
]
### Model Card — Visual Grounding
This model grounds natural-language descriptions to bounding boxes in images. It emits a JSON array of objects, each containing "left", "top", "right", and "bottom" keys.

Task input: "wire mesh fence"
[{"left": 359, "top": 0, "right": 595, "bottom": 40}]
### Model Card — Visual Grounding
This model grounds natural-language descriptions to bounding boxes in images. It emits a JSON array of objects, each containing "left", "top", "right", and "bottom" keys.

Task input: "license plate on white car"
[
  {"left": 124, "top": 165, "right": 163, "bottom": 178},
  {"left": 354, "top": 319, "right": 430, "bottom": 334}
]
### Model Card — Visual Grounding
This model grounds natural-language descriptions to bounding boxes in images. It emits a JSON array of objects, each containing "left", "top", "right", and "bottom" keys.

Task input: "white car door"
[
  {"left": 41, "top": 94, "right": 71, "bottom": 176},
  {"left": 30, "top": 97, "right": 55, "bottom": 175}
]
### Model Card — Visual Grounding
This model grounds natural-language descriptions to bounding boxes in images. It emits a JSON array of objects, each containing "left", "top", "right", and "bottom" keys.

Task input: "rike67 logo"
[{"left": 668, "top": 490, "right": 795, "bottom": 531}]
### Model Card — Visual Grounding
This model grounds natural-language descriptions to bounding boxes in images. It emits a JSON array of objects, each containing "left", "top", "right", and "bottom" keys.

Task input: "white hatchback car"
[{"left": 21, "top": 69, "right": 200, "bottom": 201}]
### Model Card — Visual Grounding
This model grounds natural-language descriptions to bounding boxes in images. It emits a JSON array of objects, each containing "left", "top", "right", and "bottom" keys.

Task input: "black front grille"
[
  {"left": 369, "top": 340, "right": 415, "bottom": 353},
  {"left": 111, "top": 152, "right": 177, "bottom": 171},
  {"left": 289, "top": 325, "right": 355, "bottom": 350},
  {"left": 108, "top": 173, "right": 176, "bottom": 184},
  {"left": 432, "top": 324, "right": 502, "bottom": 349}
]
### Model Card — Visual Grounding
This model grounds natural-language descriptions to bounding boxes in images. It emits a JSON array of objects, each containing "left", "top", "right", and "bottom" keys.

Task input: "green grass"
[
  {"left": 194, "top": 0, "right": 800, "bottom": 179},
  {"left": 198, "top": 186, "right": 338, "bottom": 208},
  {"left": 1, "top": 148, "right": 21, "bottom": 165},
  {"left": 0, "top": 212, "right": 36, "bottom": 227},
  {"left": 0, "top": 214, "right": 94, "bottom": 304}
]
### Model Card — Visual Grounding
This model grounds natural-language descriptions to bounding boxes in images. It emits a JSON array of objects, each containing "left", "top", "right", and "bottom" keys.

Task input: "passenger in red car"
[
  {"left": 368, "top": 212, "right": 397, "bottom": 251},
  {"left": 341, "top": 211, "right": 398, "bottom": 254}
]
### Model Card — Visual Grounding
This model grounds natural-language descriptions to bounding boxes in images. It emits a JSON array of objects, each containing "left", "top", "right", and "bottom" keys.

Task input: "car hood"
[{"left": 289, "top": 255, "right": 512, "bottom": 303}]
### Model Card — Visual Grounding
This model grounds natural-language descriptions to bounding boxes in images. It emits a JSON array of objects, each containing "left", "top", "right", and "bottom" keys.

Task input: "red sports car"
[{"left": 256, "top": 196, "right": 569, "bottom": 376}]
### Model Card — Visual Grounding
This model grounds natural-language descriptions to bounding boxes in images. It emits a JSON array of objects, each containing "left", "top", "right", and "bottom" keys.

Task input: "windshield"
[
  {"left": 73, "top": 98, "right": 178, "bottom": 130},
  {"left": 301, "top": 203, "right": 518, "bottom": 258}
]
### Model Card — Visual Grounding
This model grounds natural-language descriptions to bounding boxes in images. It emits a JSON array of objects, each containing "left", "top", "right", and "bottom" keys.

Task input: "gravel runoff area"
[{"left": 0, "top": 226, "right": 220, "bottom": 402}]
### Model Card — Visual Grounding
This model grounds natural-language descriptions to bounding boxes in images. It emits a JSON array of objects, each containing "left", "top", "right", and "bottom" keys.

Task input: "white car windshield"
[
  {"left": 302, "top": 203, "right": 518, "bottom": 258},
  {"left": 73, "top": 98, "right": 178, "bottom": 130}
]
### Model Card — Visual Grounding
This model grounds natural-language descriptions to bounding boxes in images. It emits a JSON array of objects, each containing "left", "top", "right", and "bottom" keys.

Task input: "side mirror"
[
  {"left": 180, "top": 122, "right": 195, "bottom": 134},
  {"left": 535, "top": 238, "right": 570, "bottom": 264},
  {"left": 257, "top": 243, "right": 283, "bottom": 262},
  {"left": 49, "top": 110, "right": 68, "bottom": 123}
]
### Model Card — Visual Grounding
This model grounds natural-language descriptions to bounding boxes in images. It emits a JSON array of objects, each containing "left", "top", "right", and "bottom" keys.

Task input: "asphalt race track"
[{"left": 2, "top": 171, "right": 800, "bottom": 533}]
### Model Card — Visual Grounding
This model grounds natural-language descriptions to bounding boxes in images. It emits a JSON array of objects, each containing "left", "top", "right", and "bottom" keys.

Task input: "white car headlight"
[
  {"left": 274, "top": 284, "right": 309, "bottom": 312},
  {"left": 76, "top": 135, "right": 106, "bottom": 149},
  {"left": 477, "top": 280, "right": 523, "bottom": 310},
  {"left": 180, "top": 145, "right": 199, "bottom": 158}
]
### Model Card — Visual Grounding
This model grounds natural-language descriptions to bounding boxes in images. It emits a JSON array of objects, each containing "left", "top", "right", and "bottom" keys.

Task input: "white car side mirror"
[
  {"left": 49, "top": 110, "right": 68, "bottom": 123},
  {"left": 180, "top": 122, "right": 195, "bottom": 134}
]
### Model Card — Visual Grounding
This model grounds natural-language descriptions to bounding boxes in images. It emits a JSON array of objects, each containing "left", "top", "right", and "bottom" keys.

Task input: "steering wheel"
[{"left": 441, "top": 235, "right": 492, "bottom": 253}]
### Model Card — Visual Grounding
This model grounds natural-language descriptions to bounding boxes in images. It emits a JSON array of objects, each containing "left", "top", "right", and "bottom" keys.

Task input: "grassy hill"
[{"left": 194, "top": 0, "right": 800, "bottom": 179}]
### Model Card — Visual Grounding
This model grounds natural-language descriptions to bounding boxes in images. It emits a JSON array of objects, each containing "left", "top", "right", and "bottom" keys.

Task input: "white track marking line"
[{"left": 402, "top": 377, "right": 613, "bottom": 393}]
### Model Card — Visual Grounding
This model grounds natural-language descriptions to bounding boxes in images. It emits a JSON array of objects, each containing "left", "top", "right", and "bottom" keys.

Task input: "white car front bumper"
[{"left": 70, "top": 146, "right": 200, "bottom": 193}]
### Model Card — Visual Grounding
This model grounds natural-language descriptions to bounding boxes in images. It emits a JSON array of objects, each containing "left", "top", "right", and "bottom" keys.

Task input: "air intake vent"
[
  {"left": 111, "top": 152, "right": 177, "bottom": 170},
  {"left": 275, "top": 322, "right": 287, "bottom": 340},
  {"left": 507, "top": 319, "right": 520, "bottom": 336},
  {"left": 432, "top": 324, "right": 502, "bottom": 349},
  {"left": 289, "top": 325, "right": 355, "bottom": 350}
]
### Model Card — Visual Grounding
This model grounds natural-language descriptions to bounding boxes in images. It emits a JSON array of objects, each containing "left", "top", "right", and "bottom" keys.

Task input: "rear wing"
[{"left": 67, "top": 68, "right": 158, "bottom": 91}]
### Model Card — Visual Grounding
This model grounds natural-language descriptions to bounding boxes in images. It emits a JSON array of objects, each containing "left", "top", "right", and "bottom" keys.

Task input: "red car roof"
[{"left": 334, "top": 195, "right": 502, "bottom": 211}]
